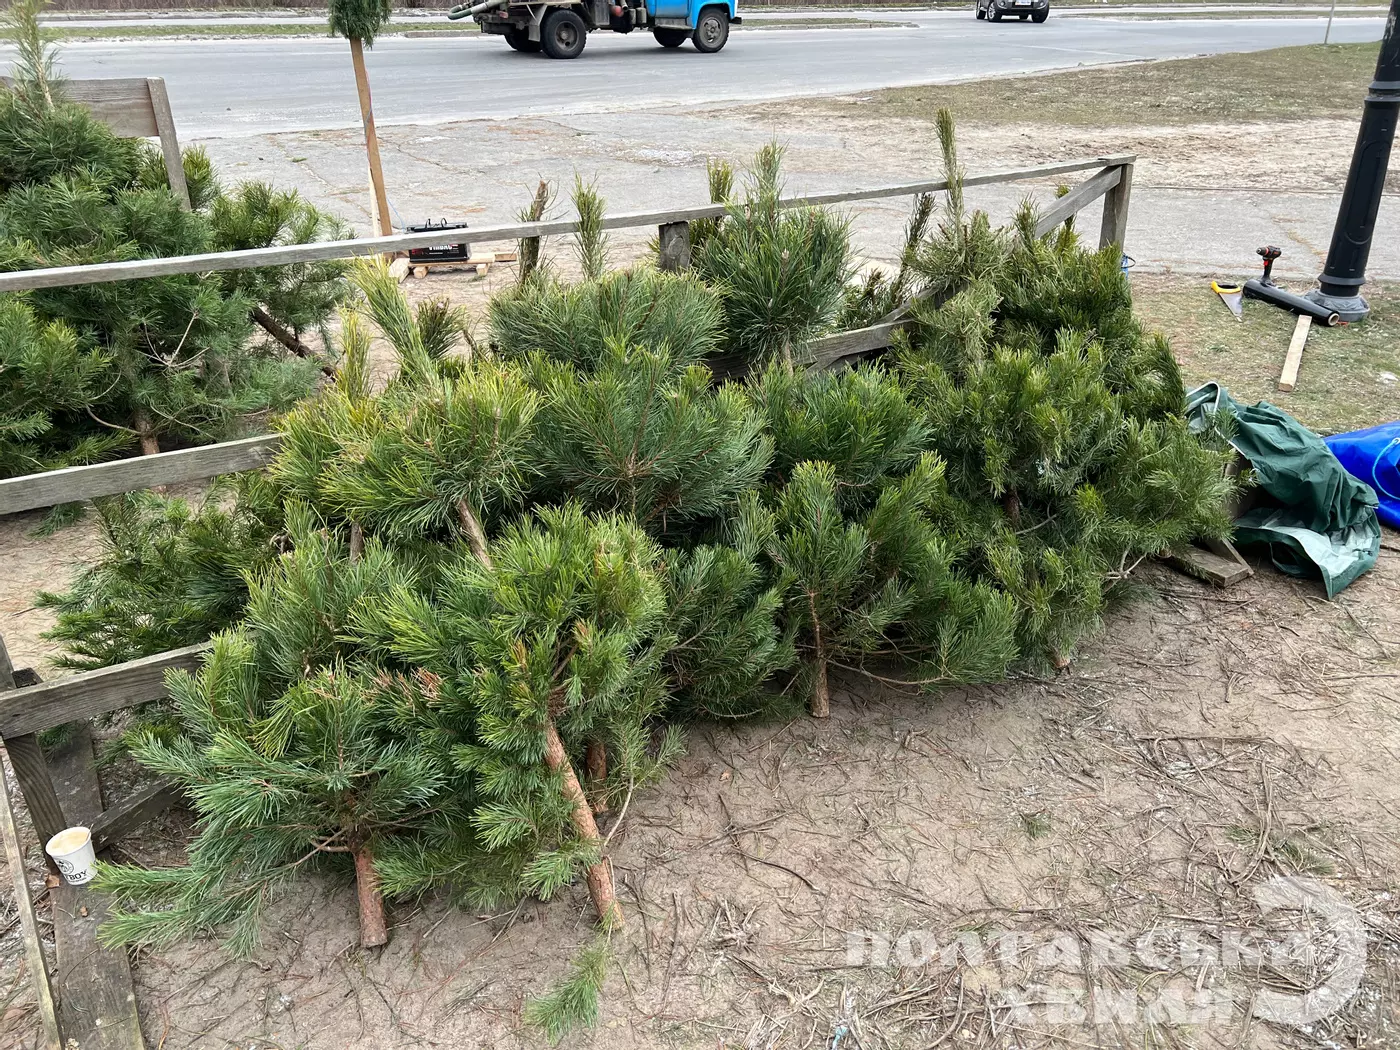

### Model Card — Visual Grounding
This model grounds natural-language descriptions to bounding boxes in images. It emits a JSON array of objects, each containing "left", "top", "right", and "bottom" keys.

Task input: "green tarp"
[{"left": 1185, "top": 382, "right": 1380, "bottom": 598}]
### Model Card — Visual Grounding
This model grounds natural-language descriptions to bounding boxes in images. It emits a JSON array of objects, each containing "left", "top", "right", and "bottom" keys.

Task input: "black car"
[{"left": 976, "top": 0, "right": 1048, "bottom": 21}]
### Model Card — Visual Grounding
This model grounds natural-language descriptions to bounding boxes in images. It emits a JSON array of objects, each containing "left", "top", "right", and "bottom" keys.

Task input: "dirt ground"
[{"left": 2, "top": 536, "right": 1397, "bottom": 1049}]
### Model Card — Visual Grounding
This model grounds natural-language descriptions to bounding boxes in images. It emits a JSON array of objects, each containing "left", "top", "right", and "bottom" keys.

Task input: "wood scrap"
[
  {"left": 47, "top": 726, "right": 145, "bottom": 1050},
  {"left": 1277, "top": 313, "right": 1311, "bottom": 393}
]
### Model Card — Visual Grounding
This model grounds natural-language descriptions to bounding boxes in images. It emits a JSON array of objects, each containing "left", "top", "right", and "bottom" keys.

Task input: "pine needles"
[{"left": 523, "top": 937, "right": 612, "bottom": 1042}]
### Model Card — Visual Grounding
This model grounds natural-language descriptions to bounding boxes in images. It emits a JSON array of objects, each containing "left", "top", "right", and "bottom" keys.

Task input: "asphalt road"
[{"left": 1, "top": 11, "right": 1384, "bottom": 136}]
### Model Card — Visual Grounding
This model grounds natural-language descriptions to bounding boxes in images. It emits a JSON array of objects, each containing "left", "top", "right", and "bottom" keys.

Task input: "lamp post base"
[{"left": 1305, "top": 288, "right": 1370, "bottom": 323}]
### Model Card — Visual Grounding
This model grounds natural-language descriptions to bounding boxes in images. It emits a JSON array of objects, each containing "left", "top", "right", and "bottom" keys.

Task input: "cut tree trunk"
[
  {"left": 251, "top": 306, "right": 335, "bottom": 377},
  {"left": 519, "top": 179, "right": 550, "bottom": 281},
  {"left": 133, "top": 407, "right": 160, "bottom": 457},
  {"left": 807, "top": 593, "right": 831, "bottom": 718},
  {"left": 585, "top": 739, "right": 609, "bottom": 815},
  {"left": 543, "top": 721, "right": 623, "bottom": 929},
  {"left": 352, "top": 843, "right": 389, "bottom": 948},
  {"left": 349, "top": 522, "right": 365, "bottom": 562}
]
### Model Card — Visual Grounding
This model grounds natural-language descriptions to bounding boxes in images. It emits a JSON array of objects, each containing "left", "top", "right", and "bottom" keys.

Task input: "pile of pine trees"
[
  {"left": 0, "top": 1, "right": 347, "bottom": 486},
  {"left": 25, "top": 109, "right": 1233, "bottom": 1031}
]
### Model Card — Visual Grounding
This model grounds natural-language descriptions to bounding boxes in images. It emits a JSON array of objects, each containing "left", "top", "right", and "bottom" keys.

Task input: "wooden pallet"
[{"left": 399, "top": 250, "right": 518, "bottom": 281}]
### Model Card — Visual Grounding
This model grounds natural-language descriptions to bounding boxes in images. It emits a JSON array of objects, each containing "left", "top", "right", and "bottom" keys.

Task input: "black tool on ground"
[
  {"left": 1256, "top": 245, "right": 1283, "bottom": 286},
  {"left": 1242, "top": 246, "right": 1342, "bottom": 326},
  {"left": 406, "top": 219, "right": 472, "bottom": 264}
]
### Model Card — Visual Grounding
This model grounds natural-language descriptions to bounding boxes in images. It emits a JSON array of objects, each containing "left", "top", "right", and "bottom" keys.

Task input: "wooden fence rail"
[
  {"left": 0, "top": 151, "right": 1136, "bottom": 852},
  {"left": 0, "top": 154, "right": 1133, "bottom": 294}
]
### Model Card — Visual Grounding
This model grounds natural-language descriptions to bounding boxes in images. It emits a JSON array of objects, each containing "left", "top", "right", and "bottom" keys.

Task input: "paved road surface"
[{"left": 2, "top": 11, "right": 1383, "bottom": 136}]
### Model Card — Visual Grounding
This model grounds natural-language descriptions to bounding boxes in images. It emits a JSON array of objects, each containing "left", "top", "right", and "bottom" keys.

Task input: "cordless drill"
[{"left": 1256, "top": 245, "right": 1283, "bottom": 287}]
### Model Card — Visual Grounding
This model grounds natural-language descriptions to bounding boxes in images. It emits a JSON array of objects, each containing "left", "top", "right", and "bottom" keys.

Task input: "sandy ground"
[
  {"left": 1, "top": 545, "right": 1396, "bottom": 1049},
  {"left": 198, "top": 104, "right": 1400, "bottom": 283}
]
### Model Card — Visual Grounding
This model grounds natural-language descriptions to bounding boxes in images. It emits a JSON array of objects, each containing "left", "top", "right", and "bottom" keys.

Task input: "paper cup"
[{"left": 45, "top": 826, "right": 96, "bottom": 886}]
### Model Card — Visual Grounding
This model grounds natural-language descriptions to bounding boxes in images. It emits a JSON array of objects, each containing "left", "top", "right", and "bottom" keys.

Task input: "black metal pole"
[{"left": 1308, "top": 0, "right": 1400, "bottom": 322}]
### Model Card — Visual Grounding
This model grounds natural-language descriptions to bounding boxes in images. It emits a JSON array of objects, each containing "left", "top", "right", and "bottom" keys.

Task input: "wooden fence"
[
  {"left": 1, "top": 150, "right": 1134, "bottom": 838},
  {"left": 0, "top": 151, "right": 1133, "bottom": 1046}
]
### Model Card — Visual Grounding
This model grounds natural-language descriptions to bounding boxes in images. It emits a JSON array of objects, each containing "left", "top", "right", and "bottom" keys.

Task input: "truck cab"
[{"left": 451, "top": 0, "right": 739, "bottom": 58}]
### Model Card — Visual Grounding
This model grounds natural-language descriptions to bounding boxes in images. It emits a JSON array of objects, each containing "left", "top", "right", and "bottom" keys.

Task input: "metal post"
[{"left": 1307, "top": 0, "right": 1400, "bottom": 322}]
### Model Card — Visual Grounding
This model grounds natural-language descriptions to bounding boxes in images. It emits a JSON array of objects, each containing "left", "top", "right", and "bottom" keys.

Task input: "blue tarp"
[{"left": 1326, "top": 421, "right": 1400, "bottom": 531}]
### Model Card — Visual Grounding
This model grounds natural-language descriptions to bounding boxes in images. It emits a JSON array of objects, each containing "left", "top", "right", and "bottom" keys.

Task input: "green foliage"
[
  {"left": 660, "top": 498, "right": 794, "bottom": 719},
  {"left": 0, "top": 296, "right": 118, "bottom": 476},
  {"left": 352, "top": 504, "right": 680, "bottom": 903},
  {"left": 36, "top": 478, "right": 284, "bottom": 670},
  {"left": 209, "top": 182, "right": 352, "bottom": 356},
  {"left": 523, "top": 937, "right": 612, "bottom": 1042},
  {"left": 748, "top": 362, "right": 930, "bottom": 513},
  {"left": 571, "top": 176, "right": 609, "bottom": 282},
  {"left": 692, "top": 144, "right": 854, "bottom": 367},
  {"left": 0, "top": 25, "right": 345, "bottom": 478},
  {"left": 489, "top": 266, "right": 724, "bottom": 372},
  {"left": 329, "top": 0, "right": 392, "bottom": 43},
  {"left": 767, "top": 456, "right": 1017, "bottom": 710},
  {"left": 526, "top": 340, "right": 771, "bottom": 539}
]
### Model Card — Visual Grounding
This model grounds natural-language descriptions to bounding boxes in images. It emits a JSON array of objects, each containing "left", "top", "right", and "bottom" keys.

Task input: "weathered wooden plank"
[
  {"left": 0, "top": 639, "right": 67, "bottom": 849},
  {"left": 1033, "top": 166, "right": 1123, "bottom": 238},
  {"left": 0, "top": 644, "right": 208, "bottom": 739},
  {"left": 1098, "top": 161, "right": 1134, "bottom": 251},
  {"left": 0, "top": 433, "right": 282, "bottom": 516},
  {"left": 146, "top": 78, "right": 190, "bottom": 211},
  {"left": 0, "top": 155, "right": 1134, "bottom": 294},
  {"left": 0, "top": 76, "right": 157, "bottom": 138},
  {"left": 91, "top": 779, "right": 184, "bottom": 852},
  {"left": 805, "top": 320, "right": 906, "bottom": 370},
  {"left": 48, "top": 727, "right": 146, "bottom": 1050},
  {"left": 657, "top": 221, "right": 692, "bottom": 272},
  {"left": 1277, "top": 314, "right": 1312, "bottom": 393},
  {"left": 0, "top": 640, "right": 62, "bottom": 1050},
  {"left": 1166, "top": 543, "right": 1253, "bottom": 588}
]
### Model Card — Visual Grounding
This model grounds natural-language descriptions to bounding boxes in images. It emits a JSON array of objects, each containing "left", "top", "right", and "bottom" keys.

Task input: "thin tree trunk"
[
  {"left": 585, "top": 739, "right": 609, "bottom": 815},
  {"left": 519, "top": 179, "right": 550, "bottom": 282},
  {"left": 1003, "top": 490, "right": 1021, "bottom": 527},
  {"left": 807, "top": 593, "right": 831, "bottom": 719},
  {"left": 352, "top": 843, "right": 389, "bottom": 948},
  {"left": 455, "top": 499, "right": 493, "bottom": 570},
  {"left": 349, "top": 522, "right": 364, "bottom": 562},
  {"left": 132, "top": 407, "right": 160, "bottom": 457},
  {"left": 251, "top": 306, "right": 335, "bottom": 377},
  {"left": 543, "top": 721, "right": 623, "bottom": 929},
  {"left": 348, "top": 36, "right": 393, "bottom": 242}
]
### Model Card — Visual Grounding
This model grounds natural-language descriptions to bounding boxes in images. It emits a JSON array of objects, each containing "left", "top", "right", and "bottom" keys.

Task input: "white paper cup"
[{"left": 45, "top": 826, "right": 96, "bottom": 886}]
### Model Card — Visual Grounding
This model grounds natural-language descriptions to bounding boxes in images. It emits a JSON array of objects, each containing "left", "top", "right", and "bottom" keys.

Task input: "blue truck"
[{"left": 447, "top": 0, "right": 740, "bottom": 57}]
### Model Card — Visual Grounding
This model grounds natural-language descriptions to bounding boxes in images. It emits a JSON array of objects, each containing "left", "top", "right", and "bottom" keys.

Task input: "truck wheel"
[
  {"left": 541, "top": 9, "right": 587, "bottom": 58},
  {"left": 692, "top": 6, "right": 729, "bottom": 52},
  {"left": 1031, "top": 6, "right": 1048, "bottom": 19},
  {"left": 988, "top": 4, "right": 1002, "bottom": 20},
  {"left": 653, "top": 26, "right": 687, "bottom": 47},
  {"left": 505, "top": 28, "right": 542, "bottom": 51},
  {"left": 975, "top": 1, "right": 985, "bottom": 17}
]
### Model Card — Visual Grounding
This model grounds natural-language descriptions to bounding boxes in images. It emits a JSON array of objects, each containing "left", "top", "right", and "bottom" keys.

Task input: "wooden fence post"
[
  {"left": 657, "top": 221, "right": 691, "bottom": 272},
  {"left": 0, "top": 733, "right": 61, "bottom": 1050},
  {"left": 0, "top": 636, "right": 66, "bottom": 856},
  {"left": 1099, "top": 161, "right": 1134, "bottom": 252}
]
